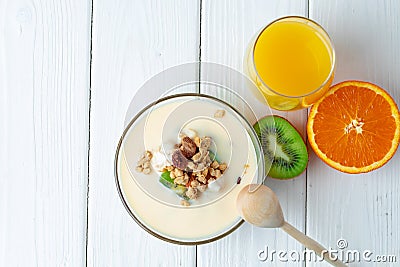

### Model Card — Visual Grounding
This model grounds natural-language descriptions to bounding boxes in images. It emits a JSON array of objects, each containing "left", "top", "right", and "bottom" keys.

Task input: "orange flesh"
[{"left": 311, "top": 84, "right": 398, "bottom": 169}]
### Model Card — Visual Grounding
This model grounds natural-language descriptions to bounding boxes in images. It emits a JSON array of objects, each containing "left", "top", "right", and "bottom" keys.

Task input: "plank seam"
[
  {"left": 85, "top": 0, "right": 94, "bottom": 266},
  {"left": 196, "top": 0, "right": 203, "bottom": 265},
  {"left": 197, "top": 0, "right": 203, "bottom": 95}
]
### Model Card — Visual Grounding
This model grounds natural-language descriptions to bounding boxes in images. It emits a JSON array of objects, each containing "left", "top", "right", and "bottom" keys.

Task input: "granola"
[
  {"left": 136, "top": 132, "right": 228, "bottom": 206},
  {"left": 214, "top": 109, "right": 226, "bottom": 118},
  {"left": 161, "top": 134, "right": 228, "bottom": 206},
  {"left": 136, "top": 151, "right": 153, "bottom": 174}
]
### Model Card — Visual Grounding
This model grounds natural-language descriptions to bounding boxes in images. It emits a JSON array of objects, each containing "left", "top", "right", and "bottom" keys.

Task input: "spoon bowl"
[{"left": 237, "top": 184, "right": 284, "bottom": 228}]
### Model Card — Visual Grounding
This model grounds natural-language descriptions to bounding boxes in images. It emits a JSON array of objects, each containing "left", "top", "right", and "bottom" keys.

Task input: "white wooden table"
[{"left": 1, "top": 0, "right": 399, "bottom": 266}]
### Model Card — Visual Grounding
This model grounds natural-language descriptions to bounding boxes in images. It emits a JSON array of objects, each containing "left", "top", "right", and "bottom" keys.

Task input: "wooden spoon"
[{"left": 237, "top": 184, "right": 347, "bottom": 267}]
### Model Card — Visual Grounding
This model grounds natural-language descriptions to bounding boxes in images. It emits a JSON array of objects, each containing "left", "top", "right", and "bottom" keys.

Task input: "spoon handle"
[{"left": 281, "top": 221, "right": 347, "bottom": 267}]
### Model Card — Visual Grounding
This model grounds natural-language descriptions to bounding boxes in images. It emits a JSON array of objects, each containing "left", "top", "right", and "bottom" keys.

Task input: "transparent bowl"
[{"left": 114, "top": 63, "right": 273, "bottom": 244}]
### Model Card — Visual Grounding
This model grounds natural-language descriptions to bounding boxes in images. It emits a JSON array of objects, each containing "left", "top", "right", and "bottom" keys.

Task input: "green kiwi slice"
[
  {"left": 159, "top": 171, "right": 189, "bottom": 200},
  {"left": 253, "top": 116, "right": 308, "bottom": 179}
]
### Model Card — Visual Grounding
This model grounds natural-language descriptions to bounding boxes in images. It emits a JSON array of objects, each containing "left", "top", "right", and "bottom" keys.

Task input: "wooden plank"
[
  {"left": 0, "top": 0, "right": 90, "bottom": 266},
  {"left": 198, "top": 1, "right": 308, "bottom": 266},
  {"left": 88, "top": 0, "right": 199, "bottom": 265},
  {"left": 307, "top": 1, "right": 400, "bottom": 266}
]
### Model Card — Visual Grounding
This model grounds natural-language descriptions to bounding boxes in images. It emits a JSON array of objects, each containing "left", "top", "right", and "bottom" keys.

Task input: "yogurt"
[{"left": 116, "top": 95, "right": 262, "bottom": 243}]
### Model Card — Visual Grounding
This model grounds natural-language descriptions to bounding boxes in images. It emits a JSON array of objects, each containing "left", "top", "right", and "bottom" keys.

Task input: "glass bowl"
[{"left": 114, "top": 63, "right": 273, "bottom": 244}]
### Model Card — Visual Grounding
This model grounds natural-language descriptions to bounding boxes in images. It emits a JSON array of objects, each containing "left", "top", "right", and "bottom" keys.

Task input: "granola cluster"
[
  {"left": 214, "top": 109, "right": 226, "bottom": 118},
  {"left": 135, "top": 151, "right": 153, "bottom": 174},
  {"left": 163, "top": 135, "right": 227, "bottom": 203}
]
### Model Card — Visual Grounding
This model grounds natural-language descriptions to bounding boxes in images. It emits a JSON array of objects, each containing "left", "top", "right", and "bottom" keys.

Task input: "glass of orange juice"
[{"left": 245, "top": 16, "right": 335, "bottom": 111}]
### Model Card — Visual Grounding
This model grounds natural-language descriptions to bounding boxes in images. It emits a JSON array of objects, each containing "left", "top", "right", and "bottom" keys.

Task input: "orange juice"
[{"left": 246, "top": 17, "right": 335, "bottom": 111}]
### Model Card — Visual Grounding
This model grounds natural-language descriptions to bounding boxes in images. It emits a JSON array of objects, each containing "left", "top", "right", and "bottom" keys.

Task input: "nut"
[
  {"left": 214, "top": 109, "right": 226, "bottom": 118},
  {"left": 218, "top": 163, "right": 227, "bottom": 171},
  {"left": 197, "top": 184, "right": 207, "bottom": 192},
  {"left": 191, "top": 180, "right": 199, "bottom": 188},
  {"left": 174, "top": 176, "right": 184, "bottom": 185},
  {"left": 214, "top": 169, "right": 222, "bottom": 178},
  {"left": 143, "top": 161, "right": 151, "bottom": 168},
  {"left": 135, "top": 166, "right": 143, "bottom": 173},
  {"left": 197, "top": 174, "right": 207, "bottom": 184},
  {"left": 211, "top": 160, "right": 219, "bottom": 169},
  {"left": 145, "top": 151, "right": 153, "bottom": 160},
  {"left": 209, "top": 167, "right": 216, "bottom": 177},
  {"left": 175, "top": 168, "right": 183, "bottom": 177},
  {"left": 172, "top": 149, "right": 188, "bottom": 170},
  {"left": 192, "top": 150, "right": 209, "bottom": 166},
  {"left": 136, "top": 151, "right": 153, "bottom": 174},
  {"left": 186, "top": 186, "right": 198, "bottom": 199},
  {"left": 180, "top": 200, "right": 190, "bottom": 207},
  {"left": 137, "top": 157, "right": 146, "bottom": 166},
  {"left": 183, "top": 173, "right": 190, "bottom": 184}
]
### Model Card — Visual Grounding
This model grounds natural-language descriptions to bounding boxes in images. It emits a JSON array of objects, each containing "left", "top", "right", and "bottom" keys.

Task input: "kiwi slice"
[
  {"left": 159, "top": 171, "right": 190, "bottom": 200},
  {"left": 253, "top": 116, "right": 308, "bottom": 179}
]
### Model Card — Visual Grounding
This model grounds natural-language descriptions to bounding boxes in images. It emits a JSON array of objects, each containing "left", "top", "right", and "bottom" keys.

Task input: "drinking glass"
[{"left": 245, "top": 16, "right": 335, "bottom": 111}]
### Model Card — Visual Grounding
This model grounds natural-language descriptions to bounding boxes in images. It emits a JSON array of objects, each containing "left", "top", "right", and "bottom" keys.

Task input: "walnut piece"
[{"left": 186, "top": 186, "right": 198, "bottom": 199}]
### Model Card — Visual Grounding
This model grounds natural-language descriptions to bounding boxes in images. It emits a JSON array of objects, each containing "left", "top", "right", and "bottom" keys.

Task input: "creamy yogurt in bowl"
[{"left": 115, "top": 94, "right": 265, "bottom": 244}]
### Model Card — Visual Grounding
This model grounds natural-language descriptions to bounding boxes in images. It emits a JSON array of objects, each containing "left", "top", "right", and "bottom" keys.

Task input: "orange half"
[{"left": 307, "top": 81, "right": 400, "bottom": 173}]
